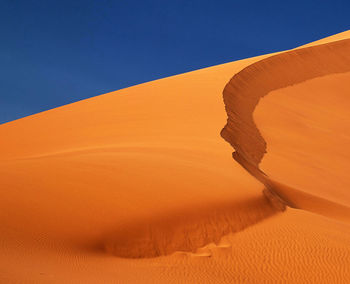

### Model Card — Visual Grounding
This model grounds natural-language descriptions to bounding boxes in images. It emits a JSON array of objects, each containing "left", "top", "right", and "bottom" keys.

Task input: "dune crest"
[{"left": 221, "top": 38, "right": 350, "bottom": 215}]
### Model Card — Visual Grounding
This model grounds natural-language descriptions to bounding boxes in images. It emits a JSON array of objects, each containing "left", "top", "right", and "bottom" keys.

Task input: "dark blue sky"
[{"left": 1, "top": 0, "right": 349, "bottom": 124}]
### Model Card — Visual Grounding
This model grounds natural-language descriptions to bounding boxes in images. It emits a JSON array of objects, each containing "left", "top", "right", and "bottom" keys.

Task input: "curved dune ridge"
[
  {"left": 221, "top": 38, "right": 350, "bottom": 173},
  {"left": 1, "top": 31, "right": 350, "bottom": 282},
  {"left": 221, "top": 38, "right": 350, "bottom": 221}
]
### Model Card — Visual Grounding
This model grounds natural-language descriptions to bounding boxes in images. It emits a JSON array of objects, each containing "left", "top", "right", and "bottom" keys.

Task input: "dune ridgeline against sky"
[{"left": 1, "top": 31, "right": 350, "bottom": 283}]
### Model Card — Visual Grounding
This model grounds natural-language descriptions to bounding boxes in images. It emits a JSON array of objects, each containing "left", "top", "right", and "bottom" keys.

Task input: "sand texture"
[{"left": 1, "top": 30, "right": 350, "bottom": 283}]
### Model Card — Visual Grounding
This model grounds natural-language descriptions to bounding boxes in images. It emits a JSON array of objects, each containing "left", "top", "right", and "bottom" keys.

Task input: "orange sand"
[{"left": 1, "top": 31, "right": 350, "bottom": 283}]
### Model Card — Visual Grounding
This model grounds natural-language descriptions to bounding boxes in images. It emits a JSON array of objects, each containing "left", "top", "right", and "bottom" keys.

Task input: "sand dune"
[
  {"left": 221, "top": 38, "right": 350, "bottom": 175},
  {"left": 1, "top": 31, "right": 350, "bottom": 283},
  {"left": 221, "top": 37, "right": 350, "bottom": 219}
]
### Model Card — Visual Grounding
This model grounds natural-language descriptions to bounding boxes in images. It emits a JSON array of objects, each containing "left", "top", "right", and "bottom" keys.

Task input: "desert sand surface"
[{"left": 1, "top": 31, "right": 350, "bottom": 283}]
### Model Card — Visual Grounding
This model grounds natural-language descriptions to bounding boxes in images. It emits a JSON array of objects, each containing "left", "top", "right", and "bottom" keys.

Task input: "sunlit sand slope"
[
  {"left": 256, "top": 72, "right": 350, "bottom": 207},
  {"left": 1, "top": 30, "right": 350, "bottom": 283}
]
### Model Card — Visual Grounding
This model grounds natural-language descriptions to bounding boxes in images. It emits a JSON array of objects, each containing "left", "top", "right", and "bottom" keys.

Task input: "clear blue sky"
[{"left": 1, "top": 0, "right": 349, "bottom": 124}]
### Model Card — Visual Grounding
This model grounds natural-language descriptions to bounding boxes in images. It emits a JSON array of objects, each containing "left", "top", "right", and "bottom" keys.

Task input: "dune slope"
[
  {"left": 1, "top": 31, "right": 350, "bottom": 283},
  {"left": 221, "top": 37, "right": 350, "bottom": 219}
]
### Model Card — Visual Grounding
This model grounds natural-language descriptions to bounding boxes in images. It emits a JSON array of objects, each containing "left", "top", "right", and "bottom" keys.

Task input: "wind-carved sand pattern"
[
  {"left": 105, "top": 38, "right": 350, "bottom": 258},
  {"left": 104, "top": 195, "right": 283, "bottom": 258},
  {"left": 221, "top": 38, "right": 350, "bottom": 219}
]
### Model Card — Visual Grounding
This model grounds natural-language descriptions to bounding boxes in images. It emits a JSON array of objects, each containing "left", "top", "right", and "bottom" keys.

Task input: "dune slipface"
[
  {"left": 221, "top": 37, "right": 350, "bottom": 221},
  {"left": 1, "top": 31, "right": 350, "bottom": 283}
]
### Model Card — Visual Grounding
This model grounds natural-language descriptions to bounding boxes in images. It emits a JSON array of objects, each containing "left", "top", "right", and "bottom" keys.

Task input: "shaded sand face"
[{"left": 1, "top": 31, "right": 350, "bottom": 283}]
